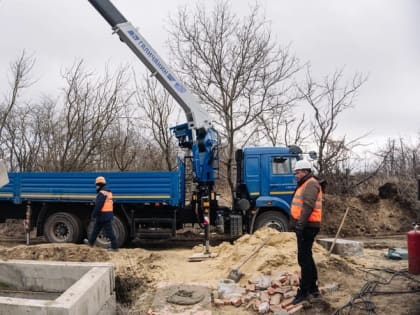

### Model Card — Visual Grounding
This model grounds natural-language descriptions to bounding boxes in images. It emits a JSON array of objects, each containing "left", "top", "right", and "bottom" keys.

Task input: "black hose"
[{"left": 332, "top": 268, "right": 420, "bottom": 315}]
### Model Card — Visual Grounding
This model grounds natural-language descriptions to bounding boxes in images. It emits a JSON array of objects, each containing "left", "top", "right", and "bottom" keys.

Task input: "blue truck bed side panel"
[{"left": 0, "top": 171, "right": 183, "bottom": 207}]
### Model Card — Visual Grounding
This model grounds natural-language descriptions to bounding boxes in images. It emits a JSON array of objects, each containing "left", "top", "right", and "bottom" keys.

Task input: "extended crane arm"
[
  {"left": 88, "top": 0, "right": 211, "bottom": 132},
  {"left": 88, "top": 0, "right": 218, "bottom": 186}
]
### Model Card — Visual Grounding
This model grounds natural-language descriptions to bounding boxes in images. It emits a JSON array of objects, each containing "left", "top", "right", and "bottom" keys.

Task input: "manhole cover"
[{"left": 166, "top": 288, "right": 205, "bottom": 305}]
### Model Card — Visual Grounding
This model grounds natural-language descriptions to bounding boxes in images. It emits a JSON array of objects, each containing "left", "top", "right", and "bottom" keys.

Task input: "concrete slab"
[
  {"left": 317, "top": 238, "right": 364, "bottom": 256},
  {"left": 0, "top": 260, "right": 116, "bottom": 315}
]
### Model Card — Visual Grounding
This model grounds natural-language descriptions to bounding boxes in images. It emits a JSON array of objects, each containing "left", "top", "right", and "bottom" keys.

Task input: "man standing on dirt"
[
  {"left": 289, "top": 160, "right": 322, "bottom": 304},
  {"left": 84, "top": 176, "right": 118, "bottom": 252}
]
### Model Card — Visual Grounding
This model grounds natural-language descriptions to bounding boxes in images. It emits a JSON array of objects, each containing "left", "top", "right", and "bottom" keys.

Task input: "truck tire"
[
  {"left": 254, "top": 211, "right": 289, "bottom": 232},
  {"left": 44, "top": 212, "right": 83, "bottom": 244},
  {"left": 87, "top": 216, "right": 128, "bottom": 248}
]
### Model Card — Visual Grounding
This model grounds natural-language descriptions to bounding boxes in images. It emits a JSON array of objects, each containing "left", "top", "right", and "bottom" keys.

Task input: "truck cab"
[{"left": 234, "top": 146, "right": 301, "bottom": 234}]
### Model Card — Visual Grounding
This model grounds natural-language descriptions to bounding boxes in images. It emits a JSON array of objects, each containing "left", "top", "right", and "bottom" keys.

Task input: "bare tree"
[
  {"left": 0, "top": 51, "right": 36, "bottom": 161},
  {"left": 50, "top": 60, "right": 133, "bottom": 171},
  {"left": 1, "top": 104, "right": 44, "bottom": 171},
  {"left": 168, "top": 1, "right": 300, "bottom": 195},
  {"left": 134, "top": 74, "right": 179, "bottom": 171},
  {"left": 106, "top": 117, "right": 137, "bottom": 171},
  {"left": 379, "top": 137, "right": 420, "bottom": 179},
  {"left": 299, "top": 67, "right": 367, "bottom": 176},
  {"left": 256, "top": 107, "right": 308, "bottom": 146}
]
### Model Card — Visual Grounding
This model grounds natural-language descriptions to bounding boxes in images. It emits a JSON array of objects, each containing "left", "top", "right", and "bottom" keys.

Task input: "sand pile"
[
  {"left": 0, "top": 243, "right": 110, "bottom": 262},
  {"left": 211, "top": 227, "right": 328, "bottom": 278}
]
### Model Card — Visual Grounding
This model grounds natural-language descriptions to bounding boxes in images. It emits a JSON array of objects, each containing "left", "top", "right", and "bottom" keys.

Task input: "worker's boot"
[
  {"left": 291, "top": 289, "right": 308, "bottom": 305},
  {"left": 309, "top": 284, "right": 321, "bottom": 299}
]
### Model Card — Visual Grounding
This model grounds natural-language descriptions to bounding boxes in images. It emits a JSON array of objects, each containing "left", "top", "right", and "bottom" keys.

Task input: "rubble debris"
[{"left": 212, "top": 271, "right": 337, "bottom": 313}]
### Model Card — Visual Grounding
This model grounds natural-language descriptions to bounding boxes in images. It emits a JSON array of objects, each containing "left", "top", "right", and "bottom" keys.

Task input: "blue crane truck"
[
  {"left": 0, "top": 146, "right": 302, "bottom": 247},
  {"left": 0, "top": 0, "right": 306, "bottom": 248}
]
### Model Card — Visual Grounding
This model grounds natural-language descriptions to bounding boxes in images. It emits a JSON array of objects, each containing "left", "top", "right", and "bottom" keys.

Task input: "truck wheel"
[
  {"left": 87, "top": 216, "right": 128, "bottom": 248},
  {"left": 254, "top": 211, "right": 289, "bottom": 232},
  {"left": 44, "top": 212, "right": 83, "bottom": 243}
]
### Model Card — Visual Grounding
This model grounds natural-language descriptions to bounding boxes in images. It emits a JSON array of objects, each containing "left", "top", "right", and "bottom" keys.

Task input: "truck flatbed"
[{"left": 0, "top": 171, "right": 183, "bottom": 207}]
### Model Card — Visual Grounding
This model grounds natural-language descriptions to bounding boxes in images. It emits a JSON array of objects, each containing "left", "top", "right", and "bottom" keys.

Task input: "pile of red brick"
[{"left": 212, "top": 271, "right": 337, "bottom": 314}]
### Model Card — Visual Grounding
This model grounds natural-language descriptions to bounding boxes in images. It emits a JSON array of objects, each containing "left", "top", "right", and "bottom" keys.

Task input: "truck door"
[
  {"left": 244, "top": 156, "right": 260, "bottom": 198},
  {"left": 268, "top": 156, "right": 296, "bottom": 205}
]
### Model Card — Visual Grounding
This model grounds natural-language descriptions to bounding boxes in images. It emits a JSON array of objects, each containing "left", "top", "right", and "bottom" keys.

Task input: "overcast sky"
[{"left": 0, "top": 0, "right": 419, "bottom": 153}]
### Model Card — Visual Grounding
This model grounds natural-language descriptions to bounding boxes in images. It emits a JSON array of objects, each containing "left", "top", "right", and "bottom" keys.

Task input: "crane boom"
[
  {"left": 88, "top": 0, "right": 211, "bottom": 131},
  {"left": 88, "top": 0, "right": 218, "bottom": 186}
]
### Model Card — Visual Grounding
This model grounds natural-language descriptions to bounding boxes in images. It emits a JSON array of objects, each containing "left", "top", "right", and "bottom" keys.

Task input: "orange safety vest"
[
  {"left": 291, "top": 178, "right": 322, "bottom": 222},
  {"left": 100, "top": 191, "right": 113, "bottom": 213}
]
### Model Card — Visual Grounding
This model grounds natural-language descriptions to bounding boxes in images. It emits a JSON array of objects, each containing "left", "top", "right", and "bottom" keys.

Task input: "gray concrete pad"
[
  {"left": 0, "top": 260, "right": 115, "bottom": 315},
  {"left": 317, "top": 238, "right": 364, "bottom": 256}
]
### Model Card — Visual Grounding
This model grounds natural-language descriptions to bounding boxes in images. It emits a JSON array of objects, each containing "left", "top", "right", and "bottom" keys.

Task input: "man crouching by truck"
[
  {"left": 289, "top": 160, "right": 323, "bottom": 305},
  {"left": 84, "top": 176, "right": 119, "bottom": 252}
]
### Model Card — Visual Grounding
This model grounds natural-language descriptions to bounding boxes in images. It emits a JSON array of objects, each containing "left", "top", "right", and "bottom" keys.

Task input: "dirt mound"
[
  {"left": 322, "top": 194, "right": 417, "bottom": 237},
  {"left": 0, "top": 227, "right": 416, "bottom": 314},
  {"left": 0, "top": 243, "right": 110, "bottom": 262},
  {"left": 0, "top": 219, "right": 26, "bottom": 238}
]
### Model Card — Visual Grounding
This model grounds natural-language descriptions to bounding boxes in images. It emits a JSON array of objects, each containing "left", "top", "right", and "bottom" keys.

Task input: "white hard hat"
[{"left": 294, "top": 160, "right": 312, "bottom": 171}]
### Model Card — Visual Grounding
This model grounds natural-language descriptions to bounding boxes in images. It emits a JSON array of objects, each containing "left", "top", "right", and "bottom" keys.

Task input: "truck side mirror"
[{"left": 309, "top": 151, "right": 317, "bottom": 160}]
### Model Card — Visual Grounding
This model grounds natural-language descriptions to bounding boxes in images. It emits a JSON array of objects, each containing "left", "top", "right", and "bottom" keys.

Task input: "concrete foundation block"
[
  {"left": 317, "top": 238, "right": 364, "bottom": 256},
  {"left": 0, "top": 260, "right": 116, "bottom": 315}
]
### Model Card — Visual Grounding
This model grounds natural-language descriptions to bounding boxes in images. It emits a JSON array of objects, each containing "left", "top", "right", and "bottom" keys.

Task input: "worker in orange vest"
[
  {"left": 289, "top": 160, "right": 323, "bottom": 304},
  {"left": 84, "top": 176, "right": 118, "bottom": 251}
]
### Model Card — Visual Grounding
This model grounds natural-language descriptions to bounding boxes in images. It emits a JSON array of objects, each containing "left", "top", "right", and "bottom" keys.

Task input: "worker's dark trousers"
[
  {"left": 296, "top": 227, "right": 320, "bottom": 294},
  {"left": 89, "top": 218, "right": 118, "bottom": 249}
]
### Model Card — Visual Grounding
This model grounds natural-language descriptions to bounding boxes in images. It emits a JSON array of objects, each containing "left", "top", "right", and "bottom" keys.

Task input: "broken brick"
[
  {"left": 283, "top": 290, "right": 297, "bottom": 299},
  {"left": 270, "top": 304, "right": 287, "bottom": 313},
  {"left": 281, "top": 297, "right": 294, "bottom": 308},
  {"left": 213, "top": 298, "right": 224, "bottom": 307},
  {"left": 288, "top": 304, "right": 303, "bottom": 314},
  {"left": 277, "top": 285, "right": 292, "bottom": 294},
  {"left": 269, "top": 293, "right": 282, "bottom": 305},
  {"left": 230, "top": 297, "right": 242, "bottom": 307},
  {"left": 289, "top": 273, "right": 300, "bottom": 286},
  {"left": 279, "top": 275, "right": 289, "bottom": 284},
  {"left": 267, "top": 286, "right": 276, "bottom": 295}
]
